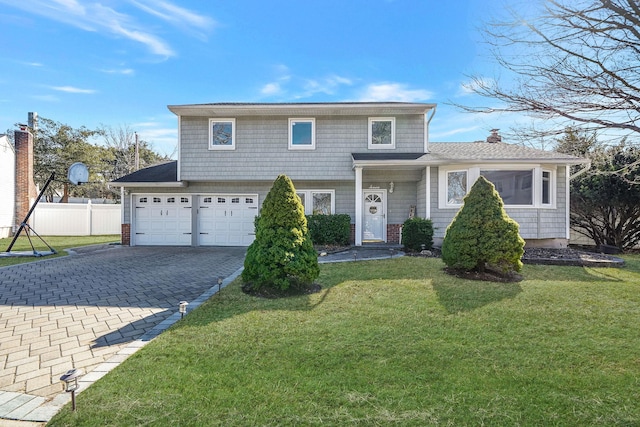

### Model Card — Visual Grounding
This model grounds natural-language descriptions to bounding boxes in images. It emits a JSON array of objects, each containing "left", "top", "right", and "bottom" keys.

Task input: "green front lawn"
[
  {"left": 49, "top": 257, "right": 640, "bottom": 426},
  {"left": 0, "top": 235, "right": 120, "bottom": 267}
]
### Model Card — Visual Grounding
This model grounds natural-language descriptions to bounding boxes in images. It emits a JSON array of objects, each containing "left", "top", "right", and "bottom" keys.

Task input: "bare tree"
[
  {"left": 459, "top": 0, "right": 640, "bottom": 143},
  {"left": 100, "top": 124, "right": 171, "bottom": 199}
]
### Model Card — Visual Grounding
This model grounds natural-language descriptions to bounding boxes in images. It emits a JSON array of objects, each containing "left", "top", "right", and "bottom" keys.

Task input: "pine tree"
[
  {"left": 441, "top": 176, "right": 525, "bottom": 273},
  {"left": 242, "top": 175, "right": 319, "bottom": 291}
]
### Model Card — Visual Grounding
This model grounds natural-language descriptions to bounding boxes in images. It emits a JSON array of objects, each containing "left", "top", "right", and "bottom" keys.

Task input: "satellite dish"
[{"left": 67, "top": 162, "right": 89, "bottom": 185}]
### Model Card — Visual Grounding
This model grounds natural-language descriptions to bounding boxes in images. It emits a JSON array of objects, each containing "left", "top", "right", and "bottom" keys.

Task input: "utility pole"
[{"left": 134, "top": 131, "right": 139, "bottom": 171}]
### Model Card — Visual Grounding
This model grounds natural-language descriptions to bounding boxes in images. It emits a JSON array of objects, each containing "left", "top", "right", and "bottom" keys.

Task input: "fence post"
[{"left": 87, "top": 200, "right": 92, "bottom": 236}]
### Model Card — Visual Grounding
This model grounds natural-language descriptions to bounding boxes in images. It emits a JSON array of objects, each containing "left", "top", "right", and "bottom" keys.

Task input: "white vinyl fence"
[{"left": 30, "top": 202, "right": 121, "bottom": 236}]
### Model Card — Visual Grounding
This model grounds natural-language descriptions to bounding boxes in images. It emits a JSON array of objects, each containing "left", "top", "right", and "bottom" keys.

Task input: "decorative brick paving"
[{"left": 0, "top": 245, "right": 246, "bottom": 422}]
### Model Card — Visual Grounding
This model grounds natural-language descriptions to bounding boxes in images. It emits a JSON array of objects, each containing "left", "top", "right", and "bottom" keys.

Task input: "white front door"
[{"left": 363, "top": 190, "right": 386, "bottom": 242}]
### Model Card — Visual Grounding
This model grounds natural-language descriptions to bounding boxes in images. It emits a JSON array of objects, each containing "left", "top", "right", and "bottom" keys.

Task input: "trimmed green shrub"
[
  {"left": 401, "top": 217, "right": 434, "bottom": 251},
  {"left": 242, "top": 175, "right": 320, "bottom": 291},
  {"left": 441, "top": 176, "right": 525, "bottom": 273},
  {"left": 306, "top": 214, "right": 351, "bottom": 246}
]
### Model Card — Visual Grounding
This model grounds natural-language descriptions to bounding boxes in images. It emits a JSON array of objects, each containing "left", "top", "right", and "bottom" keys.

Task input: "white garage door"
[
  {"left": 198, "top": 194, "right": 258, "bottom": 246},
  {"left": 134, "top": 195, "right": 192, "bottom": 245}
]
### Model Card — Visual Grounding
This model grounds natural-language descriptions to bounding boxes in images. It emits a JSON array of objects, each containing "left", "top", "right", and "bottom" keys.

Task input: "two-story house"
[{"left": 111, "top": 102, "right": 587, "bottom": 248}]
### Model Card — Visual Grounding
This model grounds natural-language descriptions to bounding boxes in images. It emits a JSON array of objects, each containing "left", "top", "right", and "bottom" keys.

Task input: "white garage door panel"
[
  {"left": 134, "top": 195, "right": 192, "bottom": 246},
  {"left": 198, "top": 194, "right": 258, "bottom": 246}
]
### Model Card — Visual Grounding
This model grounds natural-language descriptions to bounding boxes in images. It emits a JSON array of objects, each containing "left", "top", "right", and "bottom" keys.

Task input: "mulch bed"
[
  {"left": 443, "top": 266, "right": 524, "bottom": 283},
  {"left": 242, "top": 282, "right": 322, "bottom": 299}
]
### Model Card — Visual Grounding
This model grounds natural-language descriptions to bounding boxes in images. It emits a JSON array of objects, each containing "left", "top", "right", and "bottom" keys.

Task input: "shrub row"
[{"left": 306, "top": 214, "right": 351, "bottom": 246}]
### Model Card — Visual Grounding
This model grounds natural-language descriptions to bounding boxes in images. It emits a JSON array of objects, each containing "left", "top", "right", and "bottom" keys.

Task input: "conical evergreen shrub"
[
  {"left": 441, "top": 176, "right": 525, "bottom": 273},
  {"left": 242, "top": 174, "right": 319, "bottom": 291}
]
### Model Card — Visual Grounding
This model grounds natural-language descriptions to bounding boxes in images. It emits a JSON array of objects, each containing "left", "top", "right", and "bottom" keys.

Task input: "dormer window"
[{"left": 368, "top": 117, "right": 395, "bottom": 149}]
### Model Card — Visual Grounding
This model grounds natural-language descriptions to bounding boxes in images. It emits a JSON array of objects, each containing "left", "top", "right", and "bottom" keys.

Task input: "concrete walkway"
[{"left": 0, "top": 245, "right": 247, "bottom": 424}]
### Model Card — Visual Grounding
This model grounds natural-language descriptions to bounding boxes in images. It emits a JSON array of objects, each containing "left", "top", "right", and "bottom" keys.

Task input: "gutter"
[
  {"left": 425, "top": 106, "right": 436, "bottom": 153},
  {"left": 107, "top": 181, "right": 188, "bottom": 189}
]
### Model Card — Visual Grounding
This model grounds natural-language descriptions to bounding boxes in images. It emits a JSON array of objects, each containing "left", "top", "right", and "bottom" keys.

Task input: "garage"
[
  {"left": 197, "top": 194, "right": 258, "bottom": 246},
  {"left": 132, "top": 193, "right": 259, "bottom": 247},
  {"left": 133, "top": 195, "right": 192, "bottom": 245}
]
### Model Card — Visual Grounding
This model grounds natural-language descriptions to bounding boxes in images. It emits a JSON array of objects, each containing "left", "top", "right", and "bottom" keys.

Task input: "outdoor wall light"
[
  {"left": 179, "top": 301, "right": 189, "bottom": 318},
  {"left": 389, "top": 181, "right": 394, "bottom": 193},
  {"left": 60, "top": 368, "right": 83, "bottom": 411}
]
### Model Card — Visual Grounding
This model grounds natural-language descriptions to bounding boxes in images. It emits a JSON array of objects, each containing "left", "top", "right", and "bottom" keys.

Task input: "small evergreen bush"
[
  {"left": 441, "top": 176, "right": 525, "bottom": 273},
  {"left": 306, "top": 214, "right": 351, "bottom": 246},
  {"left": 401, "top": 217, "right": 434, "bottom": 251},
  {"left": 242, "top": 175, "right": 319, "bottom": 291}
]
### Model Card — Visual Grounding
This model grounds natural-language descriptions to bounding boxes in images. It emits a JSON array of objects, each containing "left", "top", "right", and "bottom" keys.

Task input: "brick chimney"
[
  {"left": 14, "top": 125, "right": 37, "bottom": 227},
  {"left": 487, "top": 129, "right": 502, "bottom": 143}
]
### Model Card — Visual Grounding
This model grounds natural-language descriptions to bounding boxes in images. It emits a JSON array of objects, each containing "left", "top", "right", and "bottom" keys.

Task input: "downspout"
[
  {"left": 566, "top": 160, "right": 591, "bottom": 241},
  {"left": 424, "top": 106, "right": 436, "bottom": 153},
  {"left": 177, "top": 115, "right": 182, "bottom": 182}
]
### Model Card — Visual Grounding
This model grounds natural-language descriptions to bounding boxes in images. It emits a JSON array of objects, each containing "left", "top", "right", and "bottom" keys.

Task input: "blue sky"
[{"left": 0, "top": 0, "right": 520, "bottom": 157}]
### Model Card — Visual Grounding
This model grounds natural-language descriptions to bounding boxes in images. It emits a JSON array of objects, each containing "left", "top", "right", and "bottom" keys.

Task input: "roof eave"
[
  {"left": 353, "top": 157, "right": 589, "bottom": 169},
  {"left": 108, "top": 181, "right": 188, "bottom": 188},
  {"left": 168, "top": 102, "right": 437, "bottom": 117},
  {"left": 352, "top": 159, "right": 433, "bottom": 169},
  {"left": 438, "top": 158, "right": 590, "bottom": 165}
]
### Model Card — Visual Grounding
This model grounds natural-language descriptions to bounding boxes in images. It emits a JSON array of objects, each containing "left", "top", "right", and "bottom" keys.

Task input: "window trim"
[
  {"left": 480, "top": 168, "right": 535, "bottom": 207},
  {"left": 438, "top": 165, "right": 557, "bottom": 209},
  {"left": 208, "top": 118, "right": 236, "bottom": 150},
  {"left": 288, "top": 118, "right": 316, "bottom": 150},
  {"left": 296, "top": 189, "right": 335, "bottom": 215},
  {"left": 540, "top": 168, "right": 556, "bottom": 208},
  {"left": 445, "top": 169, "right": 468, "bottom": 206},
  {"left": 368, "top": 117, "right": 396, "bottom": 149}
]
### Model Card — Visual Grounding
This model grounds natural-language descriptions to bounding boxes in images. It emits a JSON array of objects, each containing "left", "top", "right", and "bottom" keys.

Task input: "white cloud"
[
  {"left": 261, "top": 82, "right": 282, "bottom": 96},
  {"left": 100, "top": 68, "right": 135, "bottom": 75},
  {"left": 51, "top": 85, "right": 97, "bottom": 94},
  {"left": 0, "top": 0, "right": 213, "bottom": 58},
  {"left": 259, "top": 67, "right": 353, "bottom": 100},
  {"left": 31, "top": 94, "right": 60, "bottom": 102},
  {"left": 358, "top": 82, "right": 433, "bottom": 102},
  {"left": 301, "top": 75, "right": 353, "bottom": 97},
  {"left": 131, "top": 0, "right": 216, "bottom": 38}
]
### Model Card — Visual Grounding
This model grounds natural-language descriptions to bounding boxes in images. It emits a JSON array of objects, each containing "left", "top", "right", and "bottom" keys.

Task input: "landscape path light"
[
  {"left": 179, "top": 301, "right": 189, "bottom": 319},
  {"left": 60, "top": 368, "right": 83, "bottom": 411}
]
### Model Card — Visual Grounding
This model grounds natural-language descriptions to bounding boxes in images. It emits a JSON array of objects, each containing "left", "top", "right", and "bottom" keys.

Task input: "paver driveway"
[{"left": 0, "top": 245, "right": 246, "bottom": 401}]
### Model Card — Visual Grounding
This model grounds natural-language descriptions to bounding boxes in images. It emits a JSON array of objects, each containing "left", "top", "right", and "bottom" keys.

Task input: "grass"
[
  {"left": 47, "top": 256, "right": 640, "bottom": 426},
  {"left": 0, "top": 235, "right": 120, "bottom": 267}
]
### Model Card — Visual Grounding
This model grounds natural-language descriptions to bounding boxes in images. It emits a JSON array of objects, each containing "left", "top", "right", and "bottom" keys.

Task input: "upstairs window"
[
  {"left": 368, "top": 117, "right": 395, "bottom": 149},
  {"left": 209, "top": 118, "right": 236, "bottom": 150},
  {"left": 289, "top": 118, "right": 315, "bottom": 150}
]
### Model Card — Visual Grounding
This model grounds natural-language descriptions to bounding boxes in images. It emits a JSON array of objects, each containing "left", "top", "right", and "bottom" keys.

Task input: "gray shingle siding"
[{"left": 179, "top": 114, "right": 426, "bottom": 181}]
